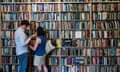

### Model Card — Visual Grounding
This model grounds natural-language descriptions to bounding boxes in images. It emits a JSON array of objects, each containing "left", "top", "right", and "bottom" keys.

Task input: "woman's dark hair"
[{"left": 36, "top": 27, "right": 45, "bottom": 36}]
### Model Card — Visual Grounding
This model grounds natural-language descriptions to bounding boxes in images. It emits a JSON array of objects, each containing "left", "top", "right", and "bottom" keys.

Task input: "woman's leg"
[
  {"left": 34, "top": 66, "right": 38, "bottom": 72},
  {"left": 38, "top": 65, "right": 42, "bottom": 72},
  {"left": 43, "top": 65, "right": 48, "bottom": 72}
]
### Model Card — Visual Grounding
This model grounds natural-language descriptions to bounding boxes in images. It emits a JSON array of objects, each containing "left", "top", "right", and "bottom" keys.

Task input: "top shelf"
[
  {"left": 0, "top": 2, "right": 89, "bottom": 4},
  {"left": 0, "top": 1, "right": 120, "bottom": 4}
]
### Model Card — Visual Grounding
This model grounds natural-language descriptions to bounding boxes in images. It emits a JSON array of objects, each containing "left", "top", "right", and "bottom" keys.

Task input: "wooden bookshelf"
[
  {"left": 0, "top": 11, "right": 2, "bottom": 68},
  {"left": 0, "top": 0, "right": 120, "bottom": 72}
]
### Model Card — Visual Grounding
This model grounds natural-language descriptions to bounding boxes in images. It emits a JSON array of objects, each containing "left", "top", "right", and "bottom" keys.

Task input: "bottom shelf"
[
  {"left": 2, "top": 64, "right": 19, "bottom": 72},
  {"left": 48, "top": 65, "right": 120, "bottom": 72},
  {"left": 1, "top": 64, "right": 120, "bottom": 72}
]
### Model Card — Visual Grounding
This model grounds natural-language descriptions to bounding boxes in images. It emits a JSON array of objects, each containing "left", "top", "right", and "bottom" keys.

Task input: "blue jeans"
[{"left": 18, "top": 53, "right": 28, "bottom": 72}]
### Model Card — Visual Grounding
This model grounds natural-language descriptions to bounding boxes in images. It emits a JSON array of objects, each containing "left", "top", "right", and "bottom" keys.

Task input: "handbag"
[{"left": 45, "top": 40, "right": 55, "bottom": 54}]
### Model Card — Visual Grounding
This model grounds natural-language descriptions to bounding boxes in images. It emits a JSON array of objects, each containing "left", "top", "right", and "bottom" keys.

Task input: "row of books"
[
  {"left": 1, "top": 21, "right": 120, "bottom": 30},
  {"left": 2, "top": 40, "right": 15, "bottom": 47},
  {"left": 1, "top": 12, "right": 89, "bottom": 21},
  {"left": 2, "top": 65, "right": 19, "bottom": 72},
  {"left": 91, "top": 48, "right": 120, "bottom": 56},
  {"left": 92, "top": 3, "right": 120, "bottom": 11},
  {"left": 48, "top": 56, "right": 120, "bottom": 65},
  {"left": 50, "top": 48, "right": 120, "bottom": 56},
  {"left": 92, "top": 21, "right": 120, "bottom": 30},
  {"left": 1, "top": 21, "right": 119, "bottom": 31},
  {"left": 48, "top": 39, "right": 119, "bottom": 48},
  {"left": 1, "top": 3, "right": 120, "bottom": 12},
  {"left": 2, "top": 13, "right": 32, "bottom": 21},
  {"left": 30, "top": 12, "right": 89, "bottom": 21},
  {"left": 1, "top": 0, "right": 119, "bottom": 2},
  {"left": 1, "top": 22, "right": 19, "bottom": 30},
  {"left": 91, "top": 57, "right": 120, "bottom": 65},
  {"left": 1, "top": 56, "right": 18, "bottom": 64},
  {"left": 48, "top": 57, "right": 59, "bottom": 65},
  {"left": 91, "top": 30, "right": 119, "bottom": 38},
  {"left": 2, "top": 12, "right": 120, "bottom": 21},
  {"left": 47, "top": 30, "right": 118, "bottom": 40},
  {"left": 92, "top": 12, "right": 120, "bottom": 20},
  {"left": 31, "top": 4, "right": 90, "bottom": 12},
  {"left": 49, "top": 65, "right": 119, "bottom": 72},
  {"left": 1, "top": 31, "right": 14, "bottom": 39},
  {"left": 1, "top": 30, "right": 89, "bottom": 39},
  {"left": 1, "top": 47, "right": 16, "bottom": 55},
  {"left": 1, "top": 21, "right": 89, "bottom": 30},
  {"left": 0, "top": 4, "right": 90, "bottom": 12},
  {"left": 1, "top": 21, "right": 120, "bottom": 31},
  {"left": 47, "top": 30, "right": 90, "bottom": 39},
  {"left": 1, "top": 32, "right": 120, "bottom": 47},
  {"left": 60, "top": 48, "right": 120, "bottom": 56},
  {"left": 37, "top": 22, "right": 90, "bottom": 30},
  {"left": 90, "top": 65, "right": 118, "bottom": 72},
  {"left": 91, "top": 39, "right": 120, "bottom": 47},
  {"left": 54, "top": 39, "right": 120, "bottom": 48}
]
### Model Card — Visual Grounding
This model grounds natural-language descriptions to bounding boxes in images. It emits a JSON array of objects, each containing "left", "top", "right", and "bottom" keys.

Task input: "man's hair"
[{"left": 21, "top": 20, "right": 29, "bottom": 26}]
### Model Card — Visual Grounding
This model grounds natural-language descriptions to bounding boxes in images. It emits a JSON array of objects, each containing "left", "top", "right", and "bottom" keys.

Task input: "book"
[
  {"left": 75, "top": 31, "right": 82, "bottom": 38},
  {"left": 62, "top": 39, "right": 72, "bottom": 47},
  {"left": 116, "top": 49, "right": 120, "bottom": 56}
]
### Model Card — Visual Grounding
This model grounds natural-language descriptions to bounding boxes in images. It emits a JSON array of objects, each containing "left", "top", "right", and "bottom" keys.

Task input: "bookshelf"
[
  {"left": 0, "top": 0, "right": 120, "bottom": 72},
  {"left": 91, "top": 1, "right": 120, "bottom": 72},
  {"left": 0, "top": 10, "right": 1, "bottom": 68}
]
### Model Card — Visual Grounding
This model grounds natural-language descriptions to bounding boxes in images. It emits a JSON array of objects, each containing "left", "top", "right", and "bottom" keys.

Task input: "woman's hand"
[{"left": 29, "top": 33, "right": 37, "bottom": 39}]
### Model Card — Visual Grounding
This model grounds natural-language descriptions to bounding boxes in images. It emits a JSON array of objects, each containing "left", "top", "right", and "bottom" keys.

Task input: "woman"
[{"left": 29, "top": 27, "right": 48, "bottom": 72}]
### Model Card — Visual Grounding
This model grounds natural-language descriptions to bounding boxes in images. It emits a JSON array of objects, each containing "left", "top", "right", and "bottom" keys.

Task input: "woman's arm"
[{"left": 29, "top": 37, "right": 41, "bottom": 51}]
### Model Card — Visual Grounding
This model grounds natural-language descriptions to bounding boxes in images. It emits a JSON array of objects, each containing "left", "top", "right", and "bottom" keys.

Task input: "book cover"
[
  {"left": 75, "top": 31, "right": 82, "bottom": 38},
  {"left": 108, "top": 48, "right": 116, "bottom": 56},
  {"left": 62, "top": 39, "right": 72, "bottom": 47},
  {"left": 116, "top": 49, "right": 120, "bottom": 56}
]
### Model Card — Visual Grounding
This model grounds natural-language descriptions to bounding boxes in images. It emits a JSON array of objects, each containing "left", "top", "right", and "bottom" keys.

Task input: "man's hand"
[{"left": 29, "top": 33, "right": 37, "bottom": 39}]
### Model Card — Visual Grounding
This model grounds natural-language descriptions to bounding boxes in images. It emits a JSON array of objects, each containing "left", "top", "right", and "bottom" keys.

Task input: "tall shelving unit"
[
  {"left": 0, "top": 0, "right": 120, "bottom": 72},
  {"left": 91, "top": 1, "right": 120, "bottom": 72},
  {"left": 0, "top": 7, "right": 2, "bottom": 68}
]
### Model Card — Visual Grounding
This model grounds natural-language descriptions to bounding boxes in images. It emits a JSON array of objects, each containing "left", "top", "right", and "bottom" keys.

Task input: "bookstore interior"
[{"left": 0, "top": 0, "right": 120, "bottom": 72}]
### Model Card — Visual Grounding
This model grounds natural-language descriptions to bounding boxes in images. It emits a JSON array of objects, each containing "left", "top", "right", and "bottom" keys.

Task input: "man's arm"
[{"left": 20, "top": 32, "right": 31, "bottom": 46}]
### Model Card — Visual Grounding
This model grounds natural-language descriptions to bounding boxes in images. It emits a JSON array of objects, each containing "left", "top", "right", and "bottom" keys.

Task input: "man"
[{"left": 15, "top": 20, "right": 34, "bottom": 72}]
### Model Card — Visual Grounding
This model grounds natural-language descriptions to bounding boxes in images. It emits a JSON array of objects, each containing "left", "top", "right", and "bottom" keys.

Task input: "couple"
[{"left": 15, "top": 20, "right": 48, "bottom": 72}]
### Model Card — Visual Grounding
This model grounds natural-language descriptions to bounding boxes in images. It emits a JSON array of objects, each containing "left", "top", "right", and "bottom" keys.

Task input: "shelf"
[
  {"left": 47, "top": 64, "right": 90, "bottom": 66},
  {"left": 47, "top": 64, "right": 120, "bottom": 66},
  {"left": 92, "top": 19, "right": 120, "bottom": 21},
  {"left": 1, "top": 63, "right": 19, "bottom": 65},
  {"left": 36, "top": 20, "right": 90, "bottom": 22},
  {"left": 0, "top": 1, "right": 120, "bottom": 4},
  {"left": 1, "top": 29, "right": 16, "bottom": 31},
  {"left": 1, "top": 20, "right": 90, "bottom": 22},
  {"left": 1, "top": 46, "right": 15, "bottom": 48},
  {"left": 92, "top": 55, "right": 120, "bottom": 58},
  {"left": 1, "top": 20, "right": 20, "bottom": 22},
  {"left": 91, "top": 64, "right": 119, "bottom": 66},
  {"left": 1, "top": 1, "right": 120, "bottom": 72},
  {"left": 1, "top": 29, "right": 90, "bottom": 31},
  {"left": 91, "top": 37, "right": 120, "bottom": 39},
  {"left": 92, "top": 1, "right": 120, "bottom": 4},
  {"left": 91, "top": 29, "right": 120, "bottom": 31},
  {"left": 92, "top": 11, "right": 120, "bottom": 12},
  {"left": 1, "top": 29, "right": 119, "bottom": 31},
  {"left": 1, "top": 55, "right": 17, "bottom": 56},
  {"left": 1, "top": 11, "right": 90, "bottom": 13},
  {"left": 1, "top": 38, "right": 15, "bottom": 40},
  {"left": 91, "top": 47, "right": 120, "bottom": 48},
  {"left": 0, "top": 2, "right": 90, "bottom": 4}
]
